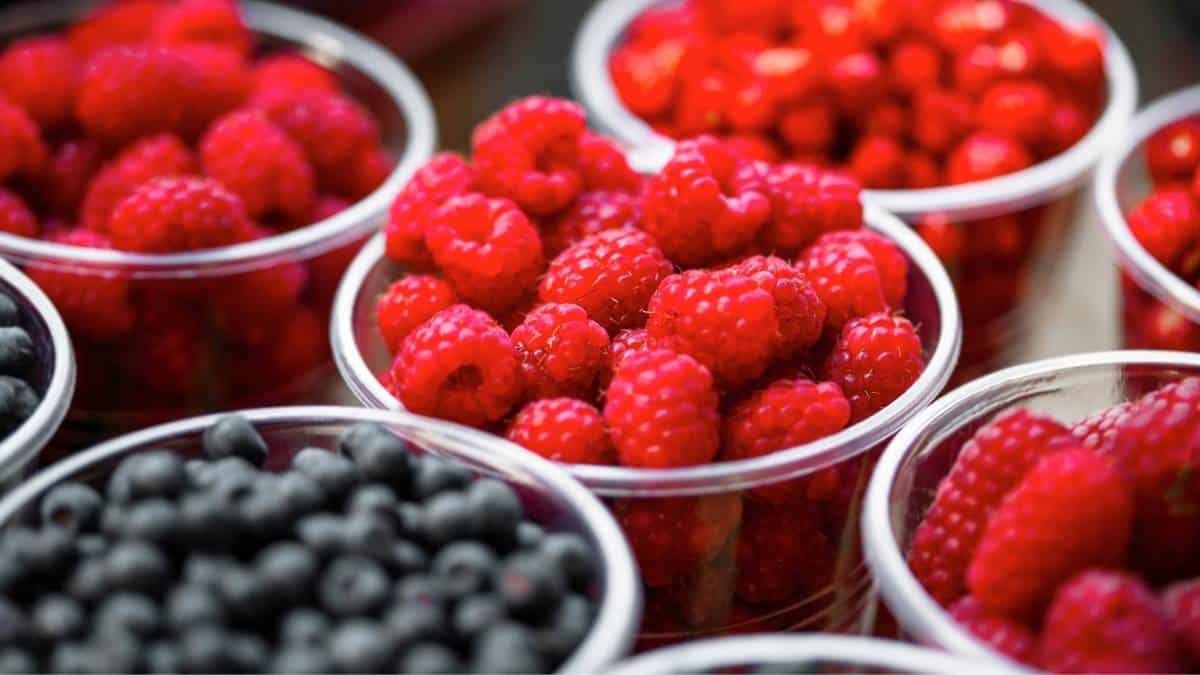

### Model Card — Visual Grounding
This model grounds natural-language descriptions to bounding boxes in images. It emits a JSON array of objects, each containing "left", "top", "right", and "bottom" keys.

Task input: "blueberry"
[
  {"left": 178, "top": 493, "right": 240, "bottom": 551},
  {"left": 453, "top": 594, "right": 507, "bottom": 642},
  {"left": 106, "top": 456, "right": 146, "bottom": 504},
  {"left": 273, "top": 471, "right": 326, "bottom": 517},
  {"left": 66, "top": 557, "right": 108, "bottom": 604},
  {"left": 432, "top": 541, "right": 495, "bottom": 600},
  {"left": 219, "top": 566, "right": 276, "bottom": 622},
  {"left": 49, "top": 642, "right": 93, "bottom": 674},
  {"left": 202, "top": 414, "right": 268, "bottom": 466},
  {"left": 420, "top": 492, "right": 477, "bottom": 547},
  {"left": 347, "top": 484, "right": 398, "bottom": 516},
  {"left": 384, "top": 603, "right": 447, "bottom": 649},
  {"left": 88, "top": 631, "right": 141, "bottom": 673},
  {"left": 400, "top": 643, "right": 462, "bottom": 674},
  {"left": 180, "top": 625, "right": 233, "bottom": 673},
  {"left": 0, "top": 553, "right": 23, "bottom": 597},
  {"left": 291, "top": 447, "right": 360, "bottom": 503},
  {"left": 280, "top": 608, "right": 331, "bottom": 647},
  {"left": 0, "top": 326, "right": 34, "bottom": 376},
  {"left": 329, "top": 619, "right": 396, "bottom": 673},
  {"left": 295, "top": 513, "right": 345, "bottom": 558},
  {"left": 412, "top": 455, "right": 472, "bottom": 499},
  {"left": 209, "top": 468, "right": 258, "bottom": 506},
  {"left": 319, "top": 556, "right": 390, "bottom": 617},
  {"left": 256, "top": 542, "right": 318, "bottom": 604},
  {"left": 466, "top": 478, "right": 523, "bottom": 544},
  {"left": 395, "top": 501, "right": 424, "bottom": 536},
  {"left": 341, "top": 512, "right": 396, "bottom": 560},
  {"left": 0, "top": 599, "right": 26, "bottom": 645},
  {"left": 100, "top": 504, "right": 126, "bottom": 537},
  {"left": 0, "top": 376, "right": 36, "bottom": 433},
  {"left": 40, "top": 483, "right": 103, "bottom": 533},
  {"left": 166, "top": 584, "right": 226, "bottom": 631},
  {"left": 144, "top": 641, "right": 182, "bottom": 674},
  {"left": 471, "top": 622, "right": 545, "bottom": 674},
  {"left": 128, "top": 451, "right": 187, "bottom": 499},
  {"left": 22, "top": 527, "right": 75, "bottom": 578},
  {"left": 105, "top": 540, "right": 169, "bottom": 596},
  {"left": 184, "top": 554, "right": 235, "bottom": 589},
  {"left": 228, "top": 632, "right": 269, "bottom": 673},
  {"left": 536, "top": 593, "right": 593, "bottom": 662},
  {"left": 496, "top": 551, "right": 567, "bottom": 621},
  {"left": 120, "top": 498, "right": 179, "bottom": 547},
  {"left": 76, "top": 534, "right": 107, "bottom": 558},
  {"left": 516, "top": 522, "right": 544, "bottom": 549},
  {"left": 94, "top": 592, "right": 159, "bottom": 639},
  {"left": 393, "top": 574, "right": 447, "bottom": 610},
  {"left": 239, "top": 490, "right": 295, "bottom": 542},
  {"left": 0, "top": 296, "right": 19, "bottom": 328},
  {"left": 269, "top": 645, "right": 333, "bottom": 674},
  {"left": 30, "top": 594, "right": 84, "bottom": 643},
  {"left": 0, "top": 648, "right": 34, "bottom": 674},
  {"left": 387, "top": 539, "right": 429, "bottom": 576},
  {"left": 339, "top": 423, "right": 415, "bottom": 488},
  {"left": 540, "top": 532, "right": 596, "bottom": 591}
]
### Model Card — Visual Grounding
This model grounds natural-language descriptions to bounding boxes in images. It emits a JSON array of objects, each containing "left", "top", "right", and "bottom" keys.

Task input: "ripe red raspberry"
[
  {"left": 847, "top": 134, "right": 906, "bottom": 189},
  {"left": 1128, "top": 188, "right": 1200, "bottom": 267},
  {"left": 754, "top": 163, "right": 862, "bottom": 256},
  {"left": 606, "top": 328, "right": 658, "bottom": 382},
  {"left": 607, "top": 43, "right": 678, "bottom": 119},
  {"left": 946, "top": 132, "right": 1034, "bottom": 185},
  {"left": 388, "top": 304, "right": 524, "bottom": 428},
  {"left": 542, "top": 190, "right": 639, "bottom": 258},
  {"left": 723, "top": 134, "right": 780, "bottom": 163},
  {"left": 471, "top": 96, "right": 586, "bottom": 216},
  {"left": 911, "top": 89, "right": 973, "bottom": 156},
  {"left": 796, "top": 238, "right": 889, "bottom": 331},
  {"left": 646, "top": 269, "right": 778, "bottom": 389},
  {"left": 67, "top": 0, "right": 165, "bottom": 56},
  {"left": 175, "top": 45, "right": 252, "bottom": 135},
  {"left": 947, "top": 596, "right": 1035, "bottom": 664},
  {"left": 967, "top": 448, "right": 1134, "bottom": 620},
  {"left": 828, "top": 52, "right": 886, "bottom": 115},
  {"left": 643, "top": 136, "right": 770, "bottom": 267},
  {"left": 375, "top": 275, "right": 458, "bottom": 353},
  {"left": 888, "top": 39, "right": 942, "bottom": 96},
  {"left": 1146, "top": 118, "right": 1200, "bottom": 185},
  {"left": 736, "top": 499, "right": 833, "bottom": 606},
  {"left": 1067, "top": 401, "right": 1137, "bottom": 452},
  {"left": 611, "top": 494, "right": 740, "bottom": 588},
  {"left": 384, "top": 153, "right": 477, "bottom": 271},
  {"left": 916, "top": 214, "right": 966, "bottom": 268},
  {"left": 122, "top": 298, "right": 209, "bottom": 397},
  {"left": 80, "top": 133, "right": 196, "bottom": 233},
  {"left": 107, "top": 176, "right": 254, "bottom": 253},
  {"left": 539, "top": 229, "right": 674, "bottom": 333},
  {"left": 814, "top": 230, "right": 908, "bottom": 308},
  {"left": 505, "top": 397, "right": 615, "bottom": 465},
  {"left": 779, "top": 100, "right": 837, "bottom": 154},
  {"left": 576, "top": 131, "right": 641, "bottom": 193},
  {"left": 425, "top": 194, "right": 545, "bottom": 315},
  {"left": 722, "top": 378, "right": 850, "bottom": 463},
  {"left": 0, "top": 189, "right": 37, "bottom": 238},
  {"left": 0, "top": 37, "right": 76, "bottom": 131},
  {"left": 75, "top": 45, "right": 201, "bottom": 147},
  {"left": 341, "top": 147, "right": 392, "bottom": 201},
  {"left": 604, "top": 349, "right": 719, "bottom": 468},
  {"left": 251, "top": 54, "right": 337, "bottom": 99},
  {"left": 212, "top": 258, "right": 307, "bottom": 347},
  {"left": 25, "top": 229, "right": 135, "bottom": 341},
  {"left": 252, "top": 306, "right": 328, "bottom": 388},
  {"left": 904, "top": 151, "right": 942, "bottom": 189},
  {"left": 672, "top": 70, "right": 732, "bottom": 137},
  {"left": 1164, "top": 578, "right": 1200, "bottom": 666},
  {"left": 1037, "top": 571, "right": 1185, "bottom": 674},
  {"left": 860, "top": 101, "right": 908, "bottom": 139},
  {"left": 975, "top": 80, "right": 1054, "bottom": 148},
  {"left": 200, "top": 109, "right": 315, "bottom": 222},
  {"left": 151, "top": 0, "right": 250, "bottom": 55},
  {"left": 695, "top": 0, "right": 787, "bottom": 34},
  {"left": 824, "top": 312, "right": 924, "bottom": 422},
  {"left": 0, "top": 96, "right": 46, "bottom": 182},
  {"left": 725, "top": 255, "right": 825, "bottom": 359},
  {"left": 33, "top": 139, "right": 103, "bottom": 219},
  {"left": 908, "top": 409, "right": 1069, "bottom": 607},
  {"left": 511, "top": 303, "right": 610, "bottom": 400}
]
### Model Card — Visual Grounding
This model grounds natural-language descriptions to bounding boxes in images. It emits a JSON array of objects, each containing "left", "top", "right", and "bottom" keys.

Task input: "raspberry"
[
  {"left": 576, "top": 131, "right": 641, "bottom": 193},
  {"left": 642, "top": 136, "right": 770, "bottom": 267},
  {"left": 1146, "top": 119, "right": 1200, "bottom": 185},
  {"left": 388, "top": 304, "right": 523, "bottom": 428},
  {"left": 68, "top": 0, "right": 165, "bottom": 56},
  {"left": 813, "top": 230, "right": 908, "bottom": 308},
  {"left": 723, "top": 134, "right": 780, "bottom": 163},
  {"left": 80, "top": 133, "right": 196, "bottom": 233},
  {"left": 151, "top": 0, "right": 250, "bottom": 55},
  {"left": 796, "top": 238, "right": 888, "bottom": 330},
  {"left": 735, "top": 500, "right": 832, "bottom": 606},
  {"left": 779, "top": 100, "right": 837, "bottom": 154},
  {"left": 200, "top": 109, "right": 315, "bottom": 222},
  {"left": 847, "top": 134, "right": 906, "bottom": 189},
  {"left": 1164, "top": 578, "right": 1200, "bottom": 666},
  {"left": 722, "top": 379, "right": 850, "bottom": 463},
  {"left": 0, "top": 188, "right": 38, "bottom": 238},
  {"left": 505, "top": 398, "right": 615, "bottom": 465},
  {"left": 511, "top": 303, "right": 610, "bottom": 400},
  {"left": 0, "top": 37, "right": 76, "bottom": 131},
  {"left": 947, "top": 596, "right": 1035, "bottom": 664},
  {"left": 175, "top": 45, "right": 251, "bottom": 135},
  {"left": 672, "top": 71, "right": 732, "bottom": 137},
  {"left": 0, "top": 96, "right": 46, "bottom": 182},
  {"left": 824, "top": 312, "right": 924, "bottom": 422},
  {"left": 888, "top": 39, "right": 942, "bottom": 96},
  {"left": 611, "top": 495, "right": 739, "bottom": 588},
  {"left": 755, "top": 163, "right": 862, "bottom": 256},
  {"left": 646, "top": 269, "right": 778, "bottom": 389},
  {"left": 1127, "top": 188, "right": 1200, "bottom": 268},
  {"left": 251, "top": 54, "right": 338, "bottom": 99},
  {"left": 695, "top": 0, "right": 787, "bottom": 34},
  {"left": 945, "top": 132, "right": 1034, "bottom": 185},
  {"left": 538, "top": 229, "right": 674, "bottom": 333},
  {"left": 975, "top": 80, "right": 1054, "bottom": 148},
  {"left": 608, "top": 43, "right": 679, "bottom": 119},
  {"left": 425, "top": 194, "right": 545, "bottom": 315},
  {"left": 542, "top": 190, "right": 639, "bottom": 258},
  {"left": 472, "top": 96, "right": 586, "bottom": 215},
  {"left": 25, "top": 229, "right": 135, "bottom": 341},
  {"left": 724, "top": 255, "right": 825, "bottom": 360},
  {"left": 1037, "top": 571, "right": 1185, "bottom": 674},
  {"left": 905, "top": 151, "right": 943, "bottom": 189},
  {"left": 34, "top": 138, "right": 103, "bottom": 219},
  {"left": 916, "top": 214, "right": 965, "bottom": 268},
  {"left": 107, "top": 176, "right": 254, "bottom": 253},
  {"left": 384, "top": 153, "right": 477, "bottom": 271},
  {"left": 1068, "top": 400, "right": 1136, "bottom": 451},
  {"left": 75, "top": 45, "right": 201, "bottom": 147},
  {"left": 253, "top": 306, "right": 328, "bottom": 388},
  {"left": 606, "top": 328, "right": 658, "bottom": 382},
  {"left": 375, "top": 275, "right": 458, "bottom": 353},
  {"left": 212, "top": 259, "right": 308, "bottom": 347},
  {"left": 828, "top": 52, "right": 886, "bottom": 115},
  {"left": 911, "top": 89, "right": 973, "bottom": 155},
  {"left": 341, "top": 147, "right": 392, "bottom": 201},
  {"left": 604, "top": 349, "right": 719, "bottom": 468},
  {"left": 908, "top": 409, "right": 1069, "bottom": 607},
  {"left": 967, "top": 448, "right": 1134, "bottom": 620},
  {"left": 259, "top": 90, "right": 381, "bottom": 197},
  {"left": 121, "top": 298, "right": 208, "bottom": 397}
]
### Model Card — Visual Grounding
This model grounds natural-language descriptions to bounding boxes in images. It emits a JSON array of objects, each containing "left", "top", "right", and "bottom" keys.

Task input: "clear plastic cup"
[
  {"left": 0, "top": 257, "right": 74, "bottom": 490},
  {"left": 331, "top": 203, "right": 961, "bottom": 645},
  {"left": 1096, "top": 85, "right": 1200, "bottom": 353},
  {"left": 861, "top": 349, "right": 1200, "bottom": 668},
  {"left": 0, "top": 0, "right": 436, "bottom": 449},
  {"left": 571, "top": 0, "right": 1137, "bottom": 383},
  {"left": 0, "top": 405, "right": 641, "bottom": 673},
  {"left": 608, "top": 634, "right": 1009, "bottom": 674}
]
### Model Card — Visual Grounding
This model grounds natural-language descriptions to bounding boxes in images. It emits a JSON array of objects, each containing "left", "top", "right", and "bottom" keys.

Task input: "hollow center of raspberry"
[{"left": 445, "top": 364, "right": 483, "bottom": 390}]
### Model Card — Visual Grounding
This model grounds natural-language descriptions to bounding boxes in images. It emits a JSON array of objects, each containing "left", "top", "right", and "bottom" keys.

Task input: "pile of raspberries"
[
  {"left": 0, "top": 0, "right": 390, "bottom": 407},
  {"left": 908, "top": 377, "right": 1200, "bottom": 673},
  {"left": 1123, "top": 116, "right": 1200, "bottom": 351},
  {"left": 607, "top": 0, "right": 1107, "bottom": 190},
  {"left": 376, "top": 95, "right": 928, "bottom": 472}
]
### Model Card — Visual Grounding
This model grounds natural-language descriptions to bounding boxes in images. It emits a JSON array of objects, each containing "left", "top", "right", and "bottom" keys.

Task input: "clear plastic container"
[
  {"left": 570, "top": 0, "right": 1137, "bottom": 383},
  {"left": 0, "top": 257, "right": 74, "bottom": 490},
  {"left": 861, "top": 350, "right": 1200, "bottom": 668},
  {"left": 1096, "top": 85, "right": 1200, "bottom": 353},
  {"left": 0, "top": 0, "right": 436, "bottom": 448},
  {"left": 331, "top": 203, "right": 961, "bottom": 645},
  {"left": 0, "top": 405, "right": 641, "bottom": 673},
  {"left": 608, "top": 634, "right": 1008, "bottom": 674}
]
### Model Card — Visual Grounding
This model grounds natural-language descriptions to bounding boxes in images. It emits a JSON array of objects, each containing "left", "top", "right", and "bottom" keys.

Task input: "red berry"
[
  {"left": 425, "top": 194, "right": 545, "bottom": 315},
  {"left": 175, "top": 45, "right": 251, "bottom": 135},
  {"left": 34, "top": 138, "right": 103, "bottom": 219},
  {"left": 824, "top": 312, "right": 924, "bottom": 422},
  {"left": 1037, "top": 570, "right": 1184, "bottom": 674},
  {"left": 722, "top": 378, "right": 850, "bottom": 463},
  {"left": 904, "top": 150, "right": 942, "bottom": 189},
  {"left": 752, "top": 46, "right": 822, "bottom": 104},
  {"left": 1164, "top": 578, "right": 1200, "bottom": 667},
  {"left": 0, "top": 37, "right": 76, "bottom": 131},
  {"left": 121, "top": 298, "right": 208, "bottom": 397},
  {"left": 375, "top": 275, "right": 458, "bottom": 353},
  {"left": 911, "top": 89, "right": 973, "bottom": 156},
  {"left": 967, "top": 448, "right": 1134, "bottom": 620},
  {"left": 1127, "top": 188, "right": 1200, "bottom": 268},
  {"left": 1139, "top": 302, "right": 1200, "bottom": 352},
  {"left": 576, "top": 131, "right": 641, "bottom": 193},
  {"left": 828, "top": 52, "right": 886, "bottom": 115},
  {"left": 539, "top": 229, "right": 674, "bottom": 333},
  {"left": 0, "top": 96, "right": 46, "bottom": 182},
  {"left": 945, "top": 132, "right": 1034, "bottom": 185},
  {"left": 0, "top": 188, "right": 37, "bottom": 238},
  {"left": 755, "top": 163, "right": 862, "bottom": 256},
  {"left": 25, "top": 229, "right": 135, "bottom": 341},
  {"left": 778, "top": 99, "right": 837, "bottom": 154},
  {"left": 259, "top": 90, "right": 382, "bottom": 197},
  {"left": 75, "top": 45, "right": 201, "bottom": 147},
  {"left": 604, "top": 349, "right": 719, "bottom": 468},
  {"left": 1147, "top": 119, "right": 1200, "bottom": 185},
  {"left": 388, "top": 304, "right": 523, "bottom": 428},
  {"left": 795, "top": 237, "right": 889, "bottom": 330},
  {"left": 724, "top": 255, "right": 825, "bottom": 359},
  {"left": 151, "top": 0, "right": 250, "bottom": 55},
  {"left": 107, "top": 176, "right": 254, "bottom": 253},
  {"left": 847, "top": 134, "right": 906, "bottom": 189},
  {"left": 736, "top": 499, "right": 833, "bottom": 606},
  {"left": 1067, "top": 400, "right": 1136, "bottom": 452},
  {"left": 251, "top": 53, "right": 338, "bottom": 99},
  {"left": 68, "top": 0, "right": 166, "bottom": 56},
  {"left": 916, "top": 214, "right": 965, "bottom": 267},
  {"left": 947, "top": 596, "right": 1035, "bottom": 664},
  {"left": 81, "top": 133, "right": 196, "bottom": 233},
  {"left": 888, "top": 39, "right": 942, "bottom": 96},
  {"left": 612, "top": 495, "right": 739, "bottom": 588},
  {"left": 511, "top": 303, "right": 610, "bottom": 400},
  {"left": 930, "top": 0, "right": 1011, "bottom": 53},
  {"left": 814, "top": 229, "right": 908, "bottom": 307},
  {"left": 200, "top": 109, "right": 315, "bottom": 222},
  {"left": 213, "top": 258, "right": 307, "bottom": 347},
  {"left": 1046, "top": 99, "right": 1093, "bottom": 156},
  {"left": 542, "top": 190, "right": 639, "bottom": 258},
  {"left": 975, "top": 79, "right": 1054, "bottom": 147},
  {"left": 384, "top": 153, "right": 477, "bottom": 271},
  {"left": 606, "top": 329, "right": 658, "bottom": 384},
  {"left": 506, "top": 397, "right": 615, "bottom": 465},
  {"left": 673, "top": 70, "right": 732, "bottom": 137},
  {"left": 695, "top": 0, "right": 787, "bottom": 34},
  {"left": 608, "top": 43, "right": 678, "bottom": 119},
  {"left": 908, "top": 409, "right": 1069, "bottom": 606}
]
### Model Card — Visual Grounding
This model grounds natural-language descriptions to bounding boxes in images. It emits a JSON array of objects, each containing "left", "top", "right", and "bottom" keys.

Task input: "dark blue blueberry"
[
  {"left": 387, "top": 539, "right": 428, "bottom": 576},
  {"left": 0, "top": 376, "right": 37, "bottom": 434},
  {"left": 536, "top": 593, "right": 593, "bottom": 662},
  {"left": 400, "top": 643, "right": 462, "bottom": 674},
  {"left": 0, "top": 326, "right": 34, "bottom": 376},
  {"left": 166, "top": 585, "right": 225, "bottom": 631},
  {"left": 218, "top": 565, "right": 276, "bottom": 622},
  {"left": 420, "top": 492, "right": 477, "bottom": 548},
  {"left": 295, "top": 513, "right": 346, "bottom": 558},
  {"left": 347, "top": 484, "right": 398, "bottom": 516},
  {"left": 88, "top": 631, "right": 141, "bottom": 674},
  {"left": 279, "top": 608, "right": 331, "bottom": 647},
  {"left": 471, "top": 622, "right": 545, "bottom": 674},
  {"left": 16, "top": 526, "right": 75, "bottom": 578},
  {"left": 228, "top": 632, "right": 269, "bottom": 673},
  {"left": 0, "top": 599, "right": 26, "bottom": 645},
  {"left": 516, "top": 522, "right": 544, "bottom": 550},
  {"left": 319, "top": 556, "right": 390, "bottom": 617},
  {"left": 180, "top": 625, "right": 233, "bottom": 673},
  {"left": 48, "top": 642, "right": 93, "bottom": 674},
  {"left": 144, "top": 641, "right": 182, "bottom": 674},
  {"left": 178, "top": 493, "right": 240, "bottom": 551},
  {"left": 127, "top": 451, "right": 187, "bottom": 499},
  {"left": 268, "top": 645, "right": 333, "bottom": 674},
  {"left": 341, "top": 512, "right": 396, "bottom": 560},
  {"left": 453, "top": 593, "right": 507, "bottom": 642},
  {"left": 393, "top": 574, "right": 446, "bottom": 609},
  {"left": 256, "top": 542, "right": 318, "bottom": 604},
  {"left": 183, "top": 554, "right": 236, "bottom": 589},
  {"left": 291, "top": 447, "right": 360, "bottom": 504},
  {"left": 120, "top": 498, "right": 179, "bottom": 547},
  {"left": 273, "top": 471, "right": 326, "bottom": 517},
  {"left": 466, "top": 478, "right": 523, "bottom": 544},
  {"left": 239, "top": 490, "right": 295, "bottom": 543},
  {"left": 432, "top": 541, "right": 495, "bottom": 600},
  {"left": 540, "top": 532, "right": 596, "bottom": 591},
  {"left": 496, "top": 551, "right": 567, "bottom": 621},
  {"left": 0, "top": 647, "right": 34, "bottom": 674},
  {"left": 384, "top": 603, "right": 447, "bottom": 649},
  {"left": 412, "top": 456, "right": 472, "bottom": 499},
  {"left": 75, "top": 534, "right": 107, "bottom": 559},
  {"left": 40, "top": 483, "right": 103, "bottom": 533},
  {"left": 329, "top": 619, "right": 396, "bottom": 674},
  {"left": 202, "top": 414, "right": 268, "bottom": 466},
  {"left": 104, "top": 540, "right": 170, "bottom": 596},
  {"left": 0, "top": 295, "right": 19, "bottom": 328},
  {"left": 93, "top": 592, "right": 160, "bottom": 639},
  {"left": 339, "top": 423, "right": 415, "bottom": 489},
  {"left": 0, "top": 552, "right": 23, "bottom": 597},
  {"left": 66, "top": 557, "right": 107, "bottom": 604},
  {"left": 29, "top": 594, "right": 85, "bottom": 643}
]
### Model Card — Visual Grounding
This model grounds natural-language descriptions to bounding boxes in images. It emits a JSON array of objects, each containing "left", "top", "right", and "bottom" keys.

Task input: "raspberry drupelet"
[
  {"left": 375, "top": 275, "right": 459, "bottom": 354},
  {"left": 510, "top": 303, "right": 610, "bottom": 400},
  {"left": 506, "top": 397, "right": 615, "bottom": 465}
]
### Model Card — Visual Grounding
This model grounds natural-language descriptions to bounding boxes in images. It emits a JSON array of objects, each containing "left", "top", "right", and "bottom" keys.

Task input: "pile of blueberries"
[
  {"left": 0, "top": 291, "right": 39, "bottom": 439},
  {"left": 0, "top": 416, "right": 599, "bottom": 673}
]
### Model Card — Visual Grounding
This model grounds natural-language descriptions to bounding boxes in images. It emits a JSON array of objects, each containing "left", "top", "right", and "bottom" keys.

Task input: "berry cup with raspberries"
[
  {"left": 0, "top": 0, "right": 435, "bottom": 447},
  {"left": 573, "top": 0, "right": 1136, "bottom": 382},
  {"left": 0, "top": 406, "right": 640, "bottom": 673},
  {"left": 864, "top": 351, "right": 1200, "bottom": 672},
  {"left": 331, "top": 96, "right": 961, "bottom": 643}
]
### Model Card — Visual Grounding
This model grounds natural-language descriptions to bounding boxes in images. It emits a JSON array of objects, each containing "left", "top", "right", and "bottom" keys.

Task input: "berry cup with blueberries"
[
  {"left": 864, "top": 351, "right": 1200, "bottom": 673},
  {"left": 0, "top": 406, "right": 639, "bottom": 673},
  {"left": 0, "top": 0, "right": 435, "bottom": 447},
  {"left": 572, "top": 0, "right": 1136, "bottom": 382},
  {"left": 331, "top": 96, "right": 961, "bottom": 644}
]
